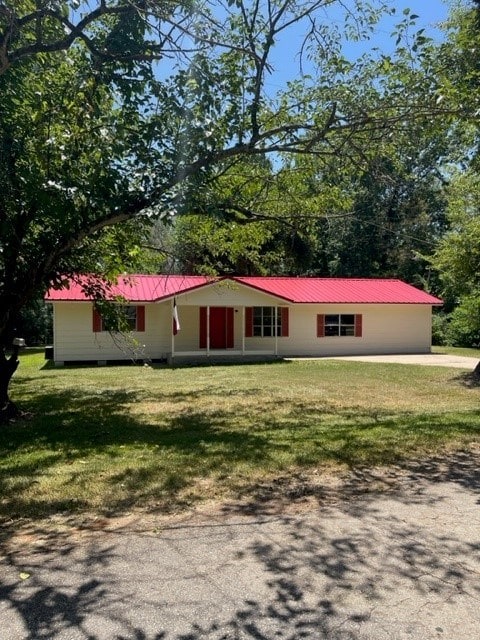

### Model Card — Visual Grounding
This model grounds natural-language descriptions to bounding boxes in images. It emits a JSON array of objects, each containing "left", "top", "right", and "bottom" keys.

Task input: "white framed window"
[
  {"left": 253, "top": 306, "right": 282, "bottom": 337},
  {"left": 246, "top": 307, "right": 289, "bottom": 338}
]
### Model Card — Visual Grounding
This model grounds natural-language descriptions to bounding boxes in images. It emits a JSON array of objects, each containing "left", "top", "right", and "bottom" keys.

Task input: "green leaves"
[
  {"left": 0, "top": 0, "right": 467, "bottom": 341},
  {"left": 431, "top": 171, "right": 480, "bottom": 295}
]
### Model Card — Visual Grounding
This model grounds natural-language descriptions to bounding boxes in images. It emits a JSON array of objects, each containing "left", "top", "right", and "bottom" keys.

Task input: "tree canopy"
[{"left": 1, "top": 0, "right": 478, "bottom": 418}]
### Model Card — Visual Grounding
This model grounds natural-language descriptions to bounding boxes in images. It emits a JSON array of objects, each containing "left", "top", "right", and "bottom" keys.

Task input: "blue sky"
[
  {"left": 266, "top": 1, "right": 451, "bottom": 93},
  {"left": 370, "top": 1, "right": 449, "bottom": 37},
  {"left": 359, "top": 0, "right": 449, "bottom": 49},
  {"left": 339, "top": 1, "right": 450, "bottom": 63}
]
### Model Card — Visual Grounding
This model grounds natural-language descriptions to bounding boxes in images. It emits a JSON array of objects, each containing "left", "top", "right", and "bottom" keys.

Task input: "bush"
[
  {"left": 431, "top": 312, "right": 449, "bottom": 346},
  {"left": 446, "top": 295, "right": 480, "bottom": 348}
]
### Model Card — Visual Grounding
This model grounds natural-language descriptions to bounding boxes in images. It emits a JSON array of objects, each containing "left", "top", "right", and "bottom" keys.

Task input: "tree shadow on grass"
[
  {"left": 453, "top": 370, "right": 480, "bottom": 388},
  {"left": 0, "top": 388, "right": 277, "bottom": 525},
  {"left": 2, "top": 379, "right": 480, "bottom": 527},
  {"left": 224, "top": 444, "right": 480, "bottom": 522},
  {"left": 39, "top": 357, "right": 294, "bottom": 371}
]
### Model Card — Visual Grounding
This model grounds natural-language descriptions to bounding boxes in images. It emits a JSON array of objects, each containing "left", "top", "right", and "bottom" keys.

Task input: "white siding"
[
  {"left": 177, "top": 281, "right": 282, "bottom": 307},
  {"left": 52, "top": 299, "right": 433, "bottom": 362},
  {"left": 272, "top": 304, "right": 432, "bottom": 356},
  {"left": 171, "top": 305, "right": 278, "bottom": 352},
  {"left": 168, "top": 302, "right": 432, "bottom": 356},
  {"left": 174, "top": 284, "right": 285, "bottom": 352},
  {"left": 52, "top": 302, "right": 172, "bottom": 361},
  {"left": 171, "top": 305, "right": 201, "bottom": 351}
]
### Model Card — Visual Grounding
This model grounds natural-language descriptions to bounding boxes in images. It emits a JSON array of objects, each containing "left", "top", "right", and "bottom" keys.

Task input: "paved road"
[{"left": 2, "top": 449, "right": 480, "bottom": 639}]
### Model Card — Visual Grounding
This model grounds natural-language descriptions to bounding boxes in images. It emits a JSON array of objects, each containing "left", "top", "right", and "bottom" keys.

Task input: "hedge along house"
[{"left": 45, "top": 275, "right": 442, "bottom": 365}]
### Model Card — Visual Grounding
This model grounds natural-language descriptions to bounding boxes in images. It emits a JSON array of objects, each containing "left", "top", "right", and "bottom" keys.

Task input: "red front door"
[{"left": 199, "top": 307, "right": 234, "bottom": 349}]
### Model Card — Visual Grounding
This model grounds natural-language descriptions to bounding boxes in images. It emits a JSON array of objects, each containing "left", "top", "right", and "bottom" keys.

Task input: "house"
[{"left": 45, "top": 275, "right": 442, "bottom": 365}]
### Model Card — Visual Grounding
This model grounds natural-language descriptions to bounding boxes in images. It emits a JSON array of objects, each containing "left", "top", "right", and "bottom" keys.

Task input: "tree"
[
  {"left": 430, "top": 170, "right": 480, "bottom": 347},
  {"left": 427, "top": 2, "right": 480, "bottom": 368},
  {"left": 168, "top": 14, "right": 453, "bottom": 281},
  {"left": 308, "top": 131, "right": 449, "bottom": 284},
  {"left": 0, "top": 0, "right": 456, "bottom": 420},
  {"left": 432, "top": 1, "right": 480, "bottom": 169},
  {"left": 166, "top": 154, "right": 317, "bottom": 275},
  {"left": 0, "top": 0, "right": 211, "bottom": 75}
]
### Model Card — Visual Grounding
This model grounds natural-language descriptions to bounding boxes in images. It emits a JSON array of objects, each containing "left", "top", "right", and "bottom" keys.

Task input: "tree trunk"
[{"left": 0, "top": 345, "right": 20, "bottom": 423}]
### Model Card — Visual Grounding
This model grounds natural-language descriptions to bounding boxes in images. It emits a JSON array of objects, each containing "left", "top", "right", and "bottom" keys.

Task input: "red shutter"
[
  {"left": 136, "top": 305, "right": 145, "bottom": 332},
  {"left": 92, "top": 307, "right": 102, "bottom": 332},
  {"left": 199, "top": 307, "right": 207, "bottom": 348},
  {"left": 281, "top": 307, "right": 289, "bottom": 337},
  {"left": 245, "top": 307, "right": 253, "bottom": 337},
  {"left": 355, "top": 314, "right": 363, "bottom": 337},
  {"left": 317, "top": 314, "right": 325, "bottom": 338},
  {"left": 227, "top": 307, "right": 234, "bottom": 348}
]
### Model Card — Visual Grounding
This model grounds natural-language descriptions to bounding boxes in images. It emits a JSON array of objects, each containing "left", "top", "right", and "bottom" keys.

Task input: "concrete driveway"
[
  {"left": 2, "top": 448, "right": 480, "bottom": 639},
  {"left": 295, "top": 353, "right": 479, "bottom": 369}
]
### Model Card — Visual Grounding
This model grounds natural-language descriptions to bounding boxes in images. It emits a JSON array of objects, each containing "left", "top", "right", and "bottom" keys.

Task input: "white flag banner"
[{"left": 173, "top": 298, "right": 180, "bottom": 335}]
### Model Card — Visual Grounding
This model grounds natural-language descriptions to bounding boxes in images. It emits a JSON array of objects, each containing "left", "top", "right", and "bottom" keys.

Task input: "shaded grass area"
[{"left": 1, "top": 351, "right": 480, "bottom": 522}]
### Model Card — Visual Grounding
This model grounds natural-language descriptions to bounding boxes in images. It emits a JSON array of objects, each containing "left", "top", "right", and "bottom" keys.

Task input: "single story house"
[{"left": 45, "top": 275, "right": 442, "bottom": 365}]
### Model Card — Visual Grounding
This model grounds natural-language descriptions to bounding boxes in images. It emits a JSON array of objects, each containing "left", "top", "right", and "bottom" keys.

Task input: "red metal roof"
[
  {"left": 45, "top": 275, "right": 215, "bottom": 302},
  {"left": 45, "top": 275, "right": 442, "bottom": 305},
  {"left": 234, "top": 277, "right": 443, "bottom": 305}
]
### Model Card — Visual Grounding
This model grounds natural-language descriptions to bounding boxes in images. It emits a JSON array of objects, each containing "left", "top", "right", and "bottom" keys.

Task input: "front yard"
[{"left": 1, "top": 349, "right": 479, "bottom": 523}]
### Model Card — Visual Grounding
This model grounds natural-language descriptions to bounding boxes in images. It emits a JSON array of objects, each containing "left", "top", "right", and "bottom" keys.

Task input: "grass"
[
  {"left": 1, "top": 349, "right": 479, "bottom": 522},
  {"left": 432, "top": 345, "right": 480, "bottom": 358}
]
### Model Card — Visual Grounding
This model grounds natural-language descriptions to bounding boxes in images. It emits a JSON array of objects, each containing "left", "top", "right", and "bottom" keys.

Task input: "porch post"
[
  {"left": 207, "top": 306, "right": 210, "bottom": 356},
  {"left": 242, "top": 307, "right": 245, "bottom": 356},
  {"left": 171, "top": 298, "right": 175, "bottom": 361},
  {"left": 274, "top": 306, "right": 278, "bottom": 356}
]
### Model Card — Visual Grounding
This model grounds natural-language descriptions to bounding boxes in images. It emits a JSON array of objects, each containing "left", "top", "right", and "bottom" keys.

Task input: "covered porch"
[{"left": 166, "top": 301, "right": 288, "bottom": 363}]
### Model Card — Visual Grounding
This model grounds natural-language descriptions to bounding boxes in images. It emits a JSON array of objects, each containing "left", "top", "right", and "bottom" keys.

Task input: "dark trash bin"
[{"left": 45, "top": 345, "right": 54, "bottom": 360}]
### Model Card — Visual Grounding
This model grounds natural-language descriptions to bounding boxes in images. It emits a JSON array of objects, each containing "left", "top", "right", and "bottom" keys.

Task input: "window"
[
  {"left": 253, "top": 306, "right": 282, "bottom": 337},
  {"left": 325, "top": 314, "right": 355, "bottom": 336},
  {"left": 93, "top": 305, "right": 145, "bottom": 333},
  {"left": 245, "top": 307, "right": 289, "bottom": 338},
  {"left": 317, "top": 314, "right": 362, "bottom": 338},
  {"left": 101, "top": 306, "right": 138, "bottom": 332}
]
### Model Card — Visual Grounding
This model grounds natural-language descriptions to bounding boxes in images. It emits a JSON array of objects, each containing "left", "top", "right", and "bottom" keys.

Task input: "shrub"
[
  {"left": 431, "top": 312, "right": 449, "bottom": 346},
  {"left": 446, "top": 295, "right": 480, "bottom": 348}
]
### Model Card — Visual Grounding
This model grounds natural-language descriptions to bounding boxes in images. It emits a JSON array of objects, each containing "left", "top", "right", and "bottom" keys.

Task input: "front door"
[{"left": 199, "top": 307, "right": 234, "bottom": 349}]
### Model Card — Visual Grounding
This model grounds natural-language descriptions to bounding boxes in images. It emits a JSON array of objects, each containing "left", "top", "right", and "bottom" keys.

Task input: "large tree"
[
  {"left": 430, "top": 170, "right": 480, "bottom": 346},
  {"left": 166, "top": 10, "right": 454, "bottom": 281},
  {"left": 0, "top": 0, "right": 456, "bottom": 419},
  {"left": 424, "top": 1, "right": 480, "bottom": 369}
]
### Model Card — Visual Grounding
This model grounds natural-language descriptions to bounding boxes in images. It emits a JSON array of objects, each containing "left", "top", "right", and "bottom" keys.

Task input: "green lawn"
[
  {"left": 432, "top": 345, "right": 480, "bottom": 358},
  {"left": 1, "top": 349, "right": 479, "bottom": 522}
]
